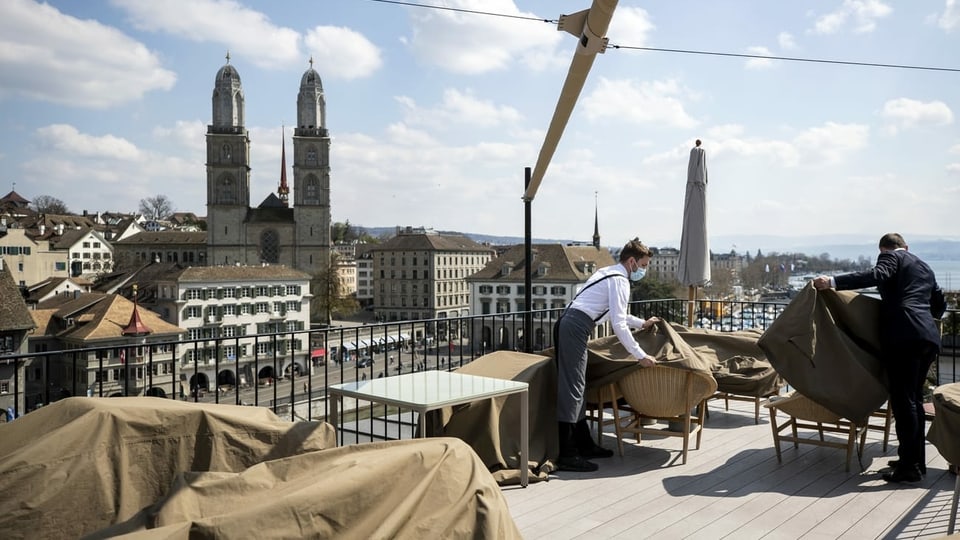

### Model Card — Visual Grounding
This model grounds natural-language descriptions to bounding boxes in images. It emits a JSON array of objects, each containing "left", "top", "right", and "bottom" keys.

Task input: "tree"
[
  {"left": 139, "top": 194, "right": 175, "bottom": 220},
  {"left": 310, "top": 253, "right": 359, "bottom": 324},
  {"left": 31, "top": 195, "right": 70, "bottom": 214}
]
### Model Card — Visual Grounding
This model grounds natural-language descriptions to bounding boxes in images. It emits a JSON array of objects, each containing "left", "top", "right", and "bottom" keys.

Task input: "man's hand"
[
  {"left": 812, "top": 276, "right": 832, "bottom": 290},
  {"left": 638, "top": 356, "right": 656, "bottom": 368},
  {"left": 641, "top": 316, "right": 661, "bottom": 330}
]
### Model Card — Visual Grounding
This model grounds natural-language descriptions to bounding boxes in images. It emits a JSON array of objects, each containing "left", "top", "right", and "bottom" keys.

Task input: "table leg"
[
  {"left": 520, "top": 389, "right": 529, "bottom": 488},
  {"left": 330, "top": 393, "right": 340, "bottom": 446},
  {"left": 418, "top": 408, "right": 426, "bottom": 438}
]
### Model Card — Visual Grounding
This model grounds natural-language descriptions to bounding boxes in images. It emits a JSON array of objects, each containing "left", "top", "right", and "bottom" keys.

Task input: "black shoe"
[
  {"left": 886, "top": 460, "right": 926, "bottom": 475},
  {"left": 580, "top": 444, "right": 614, "bottom": 459},
  {"left": 882, "top": 464, "right": 922, "bottom": 484},
  {"left": 556, "top": 454, "right": 599, "bottom": 472}
]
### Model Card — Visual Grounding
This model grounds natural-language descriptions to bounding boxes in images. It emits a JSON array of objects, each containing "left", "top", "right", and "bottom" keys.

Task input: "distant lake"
[{"left": 929, "top": 259, "right": 960, "bottom": 292}]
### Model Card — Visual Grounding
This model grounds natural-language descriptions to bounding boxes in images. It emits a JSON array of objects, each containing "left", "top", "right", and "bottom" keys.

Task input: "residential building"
[
  {"left": 372, "top": 227, "right": 493, "bottom": 339},
  {"left": 466, "top": 244, "right": 615, "bottom": 351},
  {"left": 151, "top": 264, "right": 313, "bottom": 393},
  {"left": 112, "top": 231, "right": 208, "bottom": 271},
  {"left": 51, "top": 226, "right": 114, "bottom": 277},
  {"left": 0, "top": 257, "right": 36, "bottom": 418},
  {"left": 0, "top": 223, "right": 68, "bottom": 286},
  {"left": 355, "top": 244, "right": 375, "bottom": 308},
  {"left": 23, "top": 276, "right": 92, "bottom": 306},
  {"left": 27, "top": 291, "right": 184, "bottom": 408}
]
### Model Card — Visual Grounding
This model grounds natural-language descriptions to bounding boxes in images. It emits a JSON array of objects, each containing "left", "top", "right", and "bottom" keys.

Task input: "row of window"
[
  {"left": 183, "top": 301, "right": 303, "bottom": 319},
  {"left": 477, "top": 285, "right": 568, "bottom": 296},
  {"left": 183, "top": 339, "right": 303, "bottom": 362},
  {"left": 379, "top": 254, "right": 486, "bottom": 267},
  {"left": 72, "top": 252, "right": 110, "bottom": 259},
  {"left": 0, "top": 246, "right": 31, "bottom": 255},
  {"left": 184, "top": 285, "right": 302, "bottom": 301}
]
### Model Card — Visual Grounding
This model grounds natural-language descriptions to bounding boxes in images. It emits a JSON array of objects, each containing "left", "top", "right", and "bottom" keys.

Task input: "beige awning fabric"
[
  {"left": 0, "top": 397, "right": 335, "bottom": 540},
  {"left": 927, "top": 382, "right": 960, "bottom": 465},
  {"left": 758, "top": 283, "right": 887, "bottom": 424}
]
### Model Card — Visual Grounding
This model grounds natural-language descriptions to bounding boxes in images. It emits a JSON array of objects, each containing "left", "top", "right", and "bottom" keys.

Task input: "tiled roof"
[
  {"left": 42, "top": 292, "right": 184, "bottom": 341},
  {"left": 373, "top": 233, "right": 492, "bottom": 253},
  {"left": 113, "top": 231, "right": 207, "bottom": 245},
  {"left": 467, "top": 243, "right": 615, "bottom": 282},
  {"left": 179, "top": 265, "right": 312, "bottom": 282},
  {"left": 0, "top": 261, "right": 36, "bottom": 331}
]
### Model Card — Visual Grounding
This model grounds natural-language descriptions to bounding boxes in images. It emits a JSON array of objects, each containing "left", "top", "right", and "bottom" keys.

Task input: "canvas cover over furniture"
[
  {"left": 764, "top": 392, "right": 869, "bottom": 472},
  {"left": 926, "top": 382, "right": 960, "bottom": 534},
  {"left": 0, "top": 397, "right": 521, "bottom": 539},
  {"left": 758, "top": 284, "right": 887, "bottom": 424}
]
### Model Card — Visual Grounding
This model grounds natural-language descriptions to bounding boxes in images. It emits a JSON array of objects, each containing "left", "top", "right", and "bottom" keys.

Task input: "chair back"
[{"left": 617, "top": 365, "right": 717, "bottom": 418}]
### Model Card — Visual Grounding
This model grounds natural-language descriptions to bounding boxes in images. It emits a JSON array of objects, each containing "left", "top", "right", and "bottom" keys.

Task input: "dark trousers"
[
  {"left": 555, "top": 308, "right": 594, "bottom": 424},
  {"left": 886, "top": 341, "right": 938, "bottom": 468}
]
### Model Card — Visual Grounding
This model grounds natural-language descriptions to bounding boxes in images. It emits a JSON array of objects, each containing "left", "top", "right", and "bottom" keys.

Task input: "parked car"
[{"left": 358, "top": 357, "right": 374, "bottom": 368}]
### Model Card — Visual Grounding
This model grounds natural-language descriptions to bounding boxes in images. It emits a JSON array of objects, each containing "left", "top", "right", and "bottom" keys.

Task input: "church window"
[
  {"left": 306, "top": 148, "right": 317, "bottom": 166},
  {"left": 219, "top": 176, "right": 236, "bottom": 204},
  {"left": 304, "top": 177, "right": 319, "bottom": 204},
  {"left": 261, "top": 229, "right": 279, "bottom": 264},
  {"left": 221, "top": 144, "right": 232, "bottom": 162}
]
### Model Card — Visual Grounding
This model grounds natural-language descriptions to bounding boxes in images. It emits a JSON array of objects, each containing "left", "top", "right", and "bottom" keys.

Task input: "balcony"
[{"left": 2, "top": 299, "right": 958, "bottom": 536}]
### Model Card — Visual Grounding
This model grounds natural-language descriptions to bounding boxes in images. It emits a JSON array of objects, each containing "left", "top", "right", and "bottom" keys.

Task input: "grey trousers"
[{"left": 556, "top": 308, "right": 594, "bottom": 423}]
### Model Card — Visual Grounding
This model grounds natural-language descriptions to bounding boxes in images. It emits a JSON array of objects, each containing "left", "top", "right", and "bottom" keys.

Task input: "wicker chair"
[
  {"left": 763, "top": 392, "right": 869, "bottom": 472},
  {"left": 611, "top": 365, "right": 718, "bottom": 465}
]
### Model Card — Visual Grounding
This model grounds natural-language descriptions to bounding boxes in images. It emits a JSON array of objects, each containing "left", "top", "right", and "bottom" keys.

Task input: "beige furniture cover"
[
  {"left": 88, "top": 438, "right": 521, "bottom": 540},
  {"left": 758, "top": 284, "right": 886, "bottom": 424},
  {"left": 927, "top": 382, "right": 960, "bottom": 465},
  {"left": 424, "top": 350, "right": 558, "bottom": 485},
  {"left": 0, "top": 397, "right": 520, "bottom": 540}
]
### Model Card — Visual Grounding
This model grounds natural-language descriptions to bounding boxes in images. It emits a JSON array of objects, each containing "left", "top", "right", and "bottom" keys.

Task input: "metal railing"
[{"left": 2, "top": 299, "right": 957, "bottom": 429}]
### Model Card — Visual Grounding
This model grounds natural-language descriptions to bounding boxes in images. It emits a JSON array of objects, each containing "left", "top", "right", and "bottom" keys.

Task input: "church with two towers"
[{"left": 204, "top": 55, "right": 331, "bottom": 275}]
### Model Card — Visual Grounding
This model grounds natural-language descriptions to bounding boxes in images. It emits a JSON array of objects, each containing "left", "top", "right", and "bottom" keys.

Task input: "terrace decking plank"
[{"left": 502, "top": 399, "right": 957, "bottom": 539}]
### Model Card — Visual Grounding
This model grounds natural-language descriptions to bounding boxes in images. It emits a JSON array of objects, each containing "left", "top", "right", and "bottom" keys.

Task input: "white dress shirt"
[{"left": 569, "top": 263, "right": 649, "bottom": 360}]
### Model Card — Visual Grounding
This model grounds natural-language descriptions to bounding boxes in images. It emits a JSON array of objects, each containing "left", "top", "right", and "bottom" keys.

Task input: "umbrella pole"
[{"left": 686, "top": 285, "right": 696, "bottom": 327}]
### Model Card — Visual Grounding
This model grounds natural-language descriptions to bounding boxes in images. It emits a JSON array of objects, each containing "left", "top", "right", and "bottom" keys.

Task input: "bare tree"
[
  {"left": 31, "top": 195, "right": 70, "bottom": 214},
  {"left": 310, "top": 253, "right": 359, "bottom": 325},
  {"left": 139, "top": 194, "right": 175, "bottom": 220}
]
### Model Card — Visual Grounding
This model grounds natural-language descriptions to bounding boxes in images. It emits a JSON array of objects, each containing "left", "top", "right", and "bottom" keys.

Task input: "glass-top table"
[{"left": 329, "top": 370, "right": 529, "bottom": 487}]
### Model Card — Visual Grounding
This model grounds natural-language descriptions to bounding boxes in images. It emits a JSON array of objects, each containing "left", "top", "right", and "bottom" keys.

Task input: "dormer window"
[
  {"left": 537, "top": 262, "right": 550, "bottom": 277},
  {"left": 502, "top": 262, "right": 514, "bottom": 276}
]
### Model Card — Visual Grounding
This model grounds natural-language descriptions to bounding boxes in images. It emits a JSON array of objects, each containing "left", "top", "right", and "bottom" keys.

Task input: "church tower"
[
  {"left": 206, "top": 53, "right": 251, "bottom": 265},
  {"left": 292, "top": 58, "right": 331, "bottom": 273}
]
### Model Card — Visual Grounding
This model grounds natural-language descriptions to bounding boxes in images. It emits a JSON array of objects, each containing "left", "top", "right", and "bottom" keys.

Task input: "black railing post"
[{"left": 523, "top": 166, "right": 533, "bottom": 353}]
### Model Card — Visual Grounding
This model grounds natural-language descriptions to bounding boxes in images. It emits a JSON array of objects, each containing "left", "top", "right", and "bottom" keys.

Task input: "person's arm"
[{"left": 607, "top": 276, "right": 656, "bottom": 366}]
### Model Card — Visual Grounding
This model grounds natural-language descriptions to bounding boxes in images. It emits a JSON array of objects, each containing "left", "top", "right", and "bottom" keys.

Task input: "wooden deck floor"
[{"left": 500, "top": 399, "right": 958, "bottom": 540}]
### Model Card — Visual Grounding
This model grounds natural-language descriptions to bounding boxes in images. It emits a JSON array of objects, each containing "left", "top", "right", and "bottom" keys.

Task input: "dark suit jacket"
[{"left": 834, "top": 249, "right": 945, "bottom": 350}]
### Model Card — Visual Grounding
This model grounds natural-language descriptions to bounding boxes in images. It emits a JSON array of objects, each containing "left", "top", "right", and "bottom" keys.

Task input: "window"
[
  {"left": 286, "top": 285, "right": 300, "bottom": 295},
  {"left": 185, "top": 306, "right": 201, "bottom": 318},
  {"left": 256, "top": 303, "right": 269, "bottom": 314},
  {"left": 223, "top": 304, "right": 236, "bottom": 317},
  {"left": 260, "top": 229, "right": 279, "bottom": 263},
  {"left": 496, "top": 285, "right": 511, "bottom": 295},
  {"left": 187, "top": 289, "right": 202, "bottom": 300},
  {"left": 286, "top": 300, "right": 299, "bottom": 312},
  {"left": 550, "top": 286, "right": 567, "bottom": 296},
  {"left": 256, "top": 286, "right": 269, "bottom": 297},
  {"left": 223, "top": 288, "right": 236, "bottom": 298}
]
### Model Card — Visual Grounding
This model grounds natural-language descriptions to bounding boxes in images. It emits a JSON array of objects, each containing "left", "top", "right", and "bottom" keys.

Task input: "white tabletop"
[{"left": 329, "top": 370, "right": 528, "bottom": 410}]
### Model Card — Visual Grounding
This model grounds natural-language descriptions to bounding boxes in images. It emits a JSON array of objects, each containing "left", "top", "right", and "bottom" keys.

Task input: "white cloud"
[
  {"left": 304, "top": 26, "right": 382, "bottom": 80},
  {"left": 937, "top": 0, "right": 960, "bottom": 31},
  {"left": 0, "top": 0, "right": 176, "bottom": 108},
  {"left": 881, "top": 98, "right": 955, "bottom": 133},
  {"left": 947, "top": 163, "right": 960, "bottom": 174},
  {"left": 112, "top": 0, "right": 301, "bottom": 69},
  {"left": 606, "top": 6, "right": 656, "bottom": 49},
  {"left": 34, "top": 124, "right": 140, "bottom": 160},
  {"left": 811, "top": 0, "right": 893, "bottom": 34},
  {"left": 744, "top": 46, "right": 775, "bottom": 70},
  {"left": 778, "top": 32, "right": 798, "bottom": 50},
  {"left": 950, "top": 143, "right": 960, "bottom": 154},
  {"left": 793, "top": 122, "right": 869, "bottom": 163},
  {"left": 404, "top": 0, "right": 563, "bottom": 74},
  {"left": 396, "top": 89, "right": 523, "bottom": 130},
  {"left": 581, "top": 77, "right": 698, "bottom": 129},
  {"left": 153, "top": 120, "right": 207, "bottom": 152}
]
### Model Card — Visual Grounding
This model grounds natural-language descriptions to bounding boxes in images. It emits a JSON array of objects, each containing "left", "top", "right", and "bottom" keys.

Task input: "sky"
[{"left": 1, "top": 0, "right": 959, "bottom": 252}]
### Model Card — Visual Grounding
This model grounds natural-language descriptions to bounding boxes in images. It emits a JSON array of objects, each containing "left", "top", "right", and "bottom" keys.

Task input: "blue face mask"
[{"left": 629, "top": 267, "right": 646, "bottom": 281}]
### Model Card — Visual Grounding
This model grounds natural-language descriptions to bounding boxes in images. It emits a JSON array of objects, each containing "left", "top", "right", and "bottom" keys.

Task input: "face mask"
[{"left": 629, "top": 266, "right": 646, "bottom": 281}]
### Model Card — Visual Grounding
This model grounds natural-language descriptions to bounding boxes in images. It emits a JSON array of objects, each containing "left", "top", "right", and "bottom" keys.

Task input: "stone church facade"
[{"left": 205, "top": 56, "right": 331, "bottom": 275}]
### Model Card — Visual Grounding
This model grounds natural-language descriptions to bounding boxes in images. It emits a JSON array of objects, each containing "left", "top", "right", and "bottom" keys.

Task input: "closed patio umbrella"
[{"left": 677, "top": 140, "right": 710, "bottom": 327}]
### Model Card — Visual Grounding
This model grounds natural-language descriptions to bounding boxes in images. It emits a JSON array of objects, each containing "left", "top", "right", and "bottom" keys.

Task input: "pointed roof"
[
  {"left": 122, "top": 304, "right": 152, "bottom": 336},
  {"left": 1, "top": 190, "right": 30, "bottom": 207},
  {"left": 278, "top": 128, "right": 290, "bottom": 206}
]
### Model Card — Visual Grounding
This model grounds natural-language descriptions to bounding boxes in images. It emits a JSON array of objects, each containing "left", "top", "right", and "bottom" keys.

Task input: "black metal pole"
[{"left": 524, "top": 167, "right": 533, "bottom": 353}]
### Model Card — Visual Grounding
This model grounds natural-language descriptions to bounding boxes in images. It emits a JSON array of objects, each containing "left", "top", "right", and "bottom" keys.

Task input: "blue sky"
[{"left": 1, "top": 0, "right": 958, "bottom": 250}]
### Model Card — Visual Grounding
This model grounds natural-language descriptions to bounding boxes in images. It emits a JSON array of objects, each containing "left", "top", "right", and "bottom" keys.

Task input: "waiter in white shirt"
[{"left": 554, "top": 238, "right": 660, "bottom": 472}]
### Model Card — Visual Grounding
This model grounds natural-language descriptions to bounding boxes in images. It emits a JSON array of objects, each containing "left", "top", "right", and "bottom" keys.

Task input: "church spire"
[
  {"left": 592, "top": 191, "right": 601, "bottom": 249},
  {"left": 122, "top": 284, "right": 152, "bottom": 337},
  {"left": 278, "top": 126, "right": 289, "bottom": 206}
]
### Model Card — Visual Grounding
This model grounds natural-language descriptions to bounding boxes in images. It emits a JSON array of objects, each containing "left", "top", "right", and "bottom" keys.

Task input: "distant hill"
[{"left": 357, "top": 227, "right": 960, "bottom": 262}]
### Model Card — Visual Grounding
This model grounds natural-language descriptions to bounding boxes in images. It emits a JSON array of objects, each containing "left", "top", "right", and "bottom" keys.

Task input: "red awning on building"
[{"left": 310, "top": 348, "right": 325, "bottom": 358}]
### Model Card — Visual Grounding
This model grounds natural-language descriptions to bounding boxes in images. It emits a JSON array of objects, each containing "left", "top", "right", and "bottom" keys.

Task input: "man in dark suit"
[{"left": 814, "top": 233, "right": 947, "bottom": 483}]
